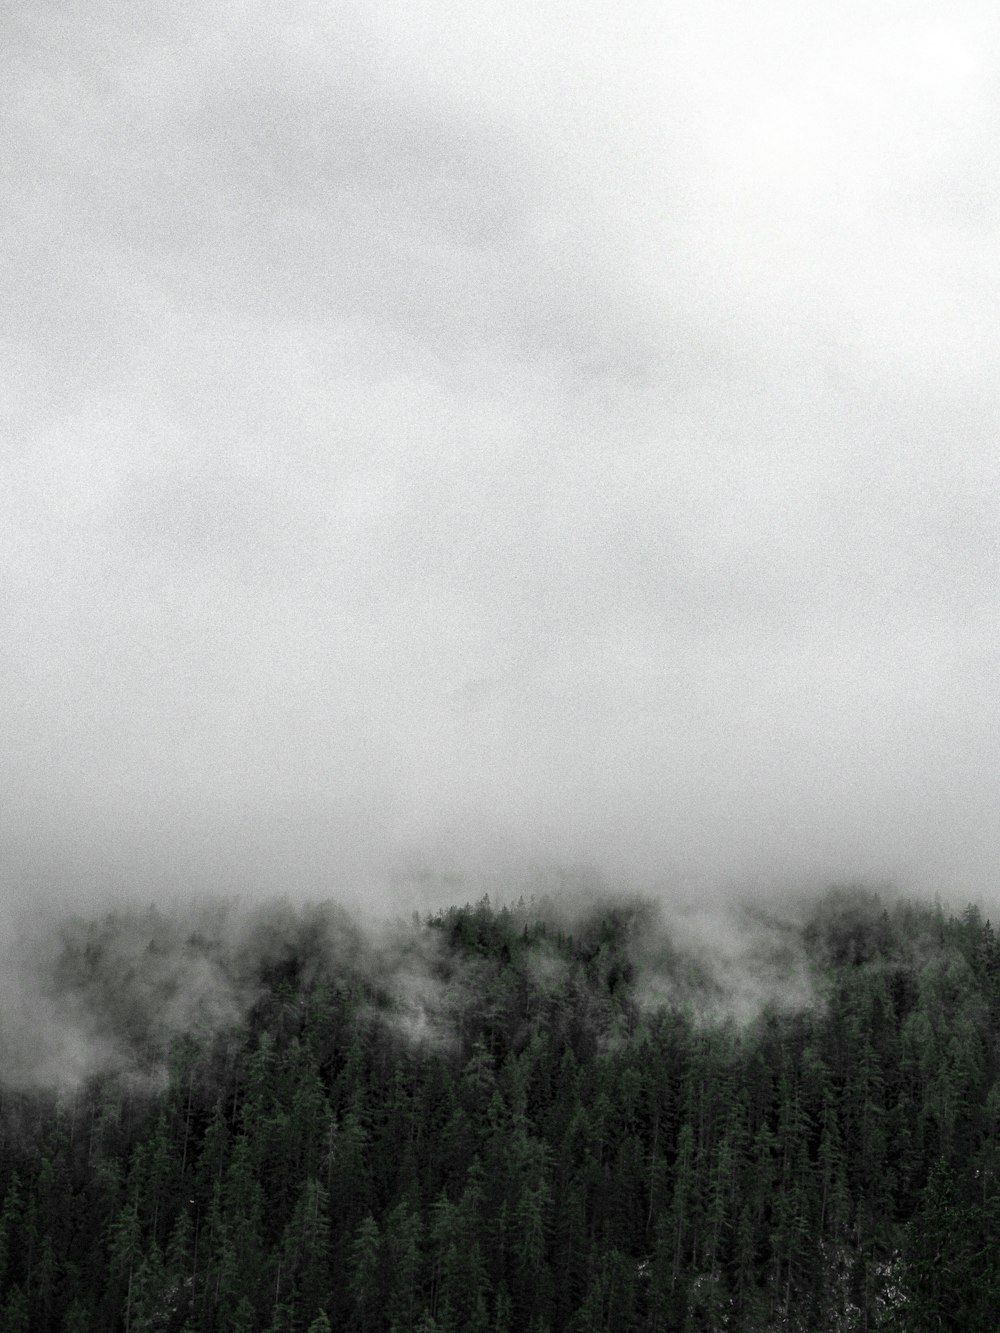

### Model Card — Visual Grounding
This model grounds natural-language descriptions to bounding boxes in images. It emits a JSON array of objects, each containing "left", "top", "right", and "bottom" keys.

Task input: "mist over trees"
[{"left": 1, "top": 886, "right": 999, "bottom": 1331}]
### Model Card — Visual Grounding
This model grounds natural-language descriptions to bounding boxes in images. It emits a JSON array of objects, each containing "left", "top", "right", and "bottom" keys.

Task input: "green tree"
[
  {"left": 382, "top": 1199, "right": 423, "bottom": 1331},
  {"left": 349, "top": 1213, "right": 381, "bottom": 1332},
  {"left": 897, "top": 1157, "right": 1000, "bottom": 1331}
]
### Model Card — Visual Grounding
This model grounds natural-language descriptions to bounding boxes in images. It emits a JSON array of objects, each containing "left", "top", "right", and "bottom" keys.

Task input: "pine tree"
[
  {"left": 1, "top": 1284, "right": 30, "bottom": 1333},
  {"left": 0, "top": 1172, "right": 23, "bottom": 1292},
  {"left": 279, "top": 1178, "right": 331, "bottom": 1326},
  {"left": 382, "top": 1199, "right": 423, "bottom": 1331},
  {"left": 349, "top": 1213, "right": 381, "bottom": 1333},
  {"left": 108, "top": 1199, "right": 142, "bottom": 1332}
]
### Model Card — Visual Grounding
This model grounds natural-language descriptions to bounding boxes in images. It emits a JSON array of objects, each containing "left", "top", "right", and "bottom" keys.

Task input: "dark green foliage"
[
  {"left": 890, "top": 1157, "right": 1000, "bottom": 1331},
  {"left": 2, "top": 888, "right": 999, "bottom": 1330}
]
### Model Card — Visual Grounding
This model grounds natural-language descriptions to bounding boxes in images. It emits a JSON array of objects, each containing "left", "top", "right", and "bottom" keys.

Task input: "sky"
[{"left": 3, "top": 0, "right": 999, "bottom": 917}]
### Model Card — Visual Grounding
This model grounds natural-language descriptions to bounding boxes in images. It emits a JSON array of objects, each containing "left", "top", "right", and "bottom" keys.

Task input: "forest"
[{"left": 1, "top": 885, "right": 999, "bottom": 1331}]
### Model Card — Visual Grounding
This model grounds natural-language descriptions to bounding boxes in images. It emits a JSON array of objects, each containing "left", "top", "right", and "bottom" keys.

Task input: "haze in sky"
[{"left": 3, "top": 0, "right": 999, "bottom": 916}]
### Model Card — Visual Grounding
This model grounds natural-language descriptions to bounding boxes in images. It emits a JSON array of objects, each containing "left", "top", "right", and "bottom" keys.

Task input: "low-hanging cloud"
[
  {"left": 0, "top": 886, "right": 851, "bottom": 1090},
  {"left": 2, "top": 0, "right": 1000, "bottom": 917}
]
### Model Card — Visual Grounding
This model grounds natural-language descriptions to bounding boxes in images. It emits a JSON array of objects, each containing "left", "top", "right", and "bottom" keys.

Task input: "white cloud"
[{"left": 2, "top": 0, "right": 999, "bottom": 913}]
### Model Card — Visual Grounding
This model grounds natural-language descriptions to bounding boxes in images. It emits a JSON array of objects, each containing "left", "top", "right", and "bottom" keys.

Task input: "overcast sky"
[{"left": 3, "top": 0, "right": 999, "bottom": 914}]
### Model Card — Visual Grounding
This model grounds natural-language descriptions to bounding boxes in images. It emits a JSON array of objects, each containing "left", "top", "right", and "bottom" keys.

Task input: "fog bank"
[{"left": 3, "top": 0, "right": 999, "bottom": 914}]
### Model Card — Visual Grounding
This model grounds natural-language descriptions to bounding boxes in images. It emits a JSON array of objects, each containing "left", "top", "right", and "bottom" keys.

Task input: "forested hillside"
[{"left": 1, "top": 888, "right": 999, "bottom": 1331}]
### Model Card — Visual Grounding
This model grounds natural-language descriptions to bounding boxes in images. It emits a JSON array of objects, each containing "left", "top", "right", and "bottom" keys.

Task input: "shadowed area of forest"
[{"left": 1, "top": 885, "right": 999, "bottom": 1330}]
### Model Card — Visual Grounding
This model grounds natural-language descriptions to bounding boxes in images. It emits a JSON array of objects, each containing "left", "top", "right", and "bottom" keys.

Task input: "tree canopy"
[{"left": 2, "top": 887, "right": 999, "bottom": 1331}]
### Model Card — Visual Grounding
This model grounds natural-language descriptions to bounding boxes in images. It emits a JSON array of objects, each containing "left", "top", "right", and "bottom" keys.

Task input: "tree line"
[{"left": 1, "top": 887, "right": 999, "bottom": 1330}]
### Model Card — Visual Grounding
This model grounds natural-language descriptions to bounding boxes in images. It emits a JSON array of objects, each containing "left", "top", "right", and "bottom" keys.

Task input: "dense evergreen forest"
[{"left": 1, "top": 886, "right": 999, "bottom": 1331}]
